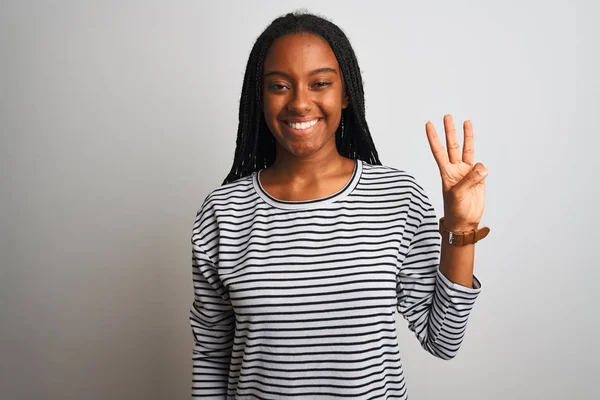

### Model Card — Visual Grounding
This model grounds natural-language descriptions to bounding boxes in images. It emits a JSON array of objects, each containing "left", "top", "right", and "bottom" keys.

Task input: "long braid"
[{"left": 222, "top": 11, "right": 381, "bottom": 185}]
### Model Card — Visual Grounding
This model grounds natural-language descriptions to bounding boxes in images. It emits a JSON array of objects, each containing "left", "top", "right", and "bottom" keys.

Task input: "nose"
[{"left": 286, "top": 86, "right": 312, "bottom": 114}]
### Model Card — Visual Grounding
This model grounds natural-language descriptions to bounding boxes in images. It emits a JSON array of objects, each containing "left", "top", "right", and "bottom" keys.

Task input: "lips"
[
  {"left": 286, "top": 118, "right": 320, "bottom": 130},
  {"left": 282, "top": 118, "right": 323, "bottom": 136}
]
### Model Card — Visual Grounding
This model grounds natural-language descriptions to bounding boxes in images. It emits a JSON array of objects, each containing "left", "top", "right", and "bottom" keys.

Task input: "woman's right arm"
[{"left": 190, "top": 208, "right": 234, "bottom": 398}]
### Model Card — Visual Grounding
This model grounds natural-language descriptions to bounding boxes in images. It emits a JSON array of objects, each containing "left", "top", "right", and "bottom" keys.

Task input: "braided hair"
[{"left": 222, "top": 11, "right": 382, "bottom": 185}]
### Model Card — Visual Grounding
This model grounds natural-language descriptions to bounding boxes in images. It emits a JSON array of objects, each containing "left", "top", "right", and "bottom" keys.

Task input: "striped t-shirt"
[{"left": 190, "top": 159, "right": 481, "bottom": 399}]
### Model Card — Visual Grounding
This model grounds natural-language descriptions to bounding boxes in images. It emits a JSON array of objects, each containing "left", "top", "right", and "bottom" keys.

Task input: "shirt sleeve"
[
  {"left": 190, "top": 207, "right": 235, "bottom": 397},
  {"left": 396, "top": 187, "right": 481, "bottom": 360}
]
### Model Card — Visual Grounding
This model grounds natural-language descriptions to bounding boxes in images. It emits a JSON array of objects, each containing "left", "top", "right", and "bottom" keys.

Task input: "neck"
[{"left": 270, "top": 145, "right": 347, "bottom": 181}]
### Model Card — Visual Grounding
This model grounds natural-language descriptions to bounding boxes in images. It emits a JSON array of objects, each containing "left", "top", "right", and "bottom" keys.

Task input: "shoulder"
[
  {"left": 360, "top": 161, "right": 430, "bottom": 200},
  {"left": 195, "top": 174, "right": 256, "bottom": 218}
]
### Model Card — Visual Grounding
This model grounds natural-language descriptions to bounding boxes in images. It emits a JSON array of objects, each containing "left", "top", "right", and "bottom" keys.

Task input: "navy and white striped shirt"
[{"left": 190, "top": 159, "right": 481, "bottom": 399}]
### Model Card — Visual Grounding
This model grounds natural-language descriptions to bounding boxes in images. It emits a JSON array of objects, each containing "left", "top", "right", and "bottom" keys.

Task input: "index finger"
[{"left": 425, "top": 121, "right": 449, "bottom": 169}]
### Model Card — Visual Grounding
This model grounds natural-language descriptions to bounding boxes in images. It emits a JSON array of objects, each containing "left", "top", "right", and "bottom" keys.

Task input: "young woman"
[{"left": 190, "top": 11, "right": 490, "bottom": 399}]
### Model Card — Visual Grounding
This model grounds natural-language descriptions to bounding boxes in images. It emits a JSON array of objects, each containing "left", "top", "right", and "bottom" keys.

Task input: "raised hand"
[{"left": 425, "top": 114, "right": 488, "bottom": 231}]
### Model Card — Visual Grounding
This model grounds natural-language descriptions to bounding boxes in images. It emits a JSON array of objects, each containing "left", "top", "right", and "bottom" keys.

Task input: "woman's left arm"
[
  {"left": 439, "top": 232, "right": 476, "bottom": 287},
  {"left": 426, "top": 114, "right": 490, "bottom": 287}
]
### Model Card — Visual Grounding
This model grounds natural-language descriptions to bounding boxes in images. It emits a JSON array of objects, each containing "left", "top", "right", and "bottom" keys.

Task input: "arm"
[
  {"left": 439, "top": 223, "right": 476, "bottom": 287},
  {"left": 396, "top": 193, "right": 481, "bottom": 360},
  {"left": 190, "top": 211, "right": 234, "bottom": 397}
]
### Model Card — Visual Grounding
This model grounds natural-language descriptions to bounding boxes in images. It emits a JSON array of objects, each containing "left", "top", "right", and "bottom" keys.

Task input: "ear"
[{"left": 342, "top": 92, "right": 349, "bottom": 109}]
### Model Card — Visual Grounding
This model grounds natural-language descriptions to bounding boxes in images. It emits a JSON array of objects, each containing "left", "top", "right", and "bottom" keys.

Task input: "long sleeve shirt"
[{"left": 190, "top": 159, "right": 481, "bottom": 399}]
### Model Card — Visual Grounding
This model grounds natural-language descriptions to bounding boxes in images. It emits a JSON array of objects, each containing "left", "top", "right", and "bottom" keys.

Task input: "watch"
[{"left": 439, "top": 217, "right": 490, "bottom": 246}]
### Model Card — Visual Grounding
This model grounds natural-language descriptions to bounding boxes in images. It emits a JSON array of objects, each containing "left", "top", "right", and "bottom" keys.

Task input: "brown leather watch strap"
[{"left": 439, "top": 217, "right": 490, "bottom": 245}]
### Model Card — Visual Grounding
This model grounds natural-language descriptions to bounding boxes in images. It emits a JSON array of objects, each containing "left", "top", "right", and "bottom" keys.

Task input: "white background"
[{"left": 1, "top": 0, "right": 598, "bottom": 399}]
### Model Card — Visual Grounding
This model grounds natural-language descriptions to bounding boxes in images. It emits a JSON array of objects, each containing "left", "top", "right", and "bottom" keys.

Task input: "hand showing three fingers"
[{"left": 425, "top": 114, "right": 488, "bottom": 232}]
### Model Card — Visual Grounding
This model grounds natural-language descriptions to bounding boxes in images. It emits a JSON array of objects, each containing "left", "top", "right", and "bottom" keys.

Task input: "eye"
[
  {"left": 267, "top": 83, "right": 289, "bottom": 91},
  {"left": 313, "top": 81, "right": 331, "bottom": 89}
]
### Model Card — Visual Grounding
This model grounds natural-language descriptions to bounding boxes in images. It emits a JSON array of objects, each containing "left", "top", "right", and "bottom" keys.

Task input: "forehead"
[{"left": 263, "top": 33, "right": 340, "bottom": 75}]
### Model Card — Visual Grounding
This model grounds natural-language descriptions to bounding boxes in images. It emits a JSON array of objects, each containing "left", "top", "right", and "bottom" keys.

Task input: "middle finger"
[{"left": 443, "top": 114, "right": 461, "bottom": 164}]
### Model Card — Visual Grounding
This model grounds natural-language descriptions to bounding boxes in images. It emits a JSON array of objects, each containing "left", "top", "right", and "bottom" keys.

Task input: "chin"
[
  {"left": 270, "top": 123, "right": 336, "bottom": 159},
  {"left": 285, "top": 142, "right": 321, "bottom": 157}
]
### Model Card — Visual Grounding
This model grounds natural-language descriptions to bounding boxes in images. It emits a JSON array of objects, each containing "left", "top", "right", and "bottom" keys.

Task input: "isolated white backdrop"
[{"left": 1, "top": 1, "right": 598, "bottom": 399}]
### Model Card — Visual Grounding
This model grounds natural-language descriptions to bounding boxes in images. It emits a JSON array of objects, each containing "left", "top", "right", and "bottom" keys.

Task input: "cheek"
[
  {"left": 322, "top": 100, "right": 343, "bottom": 125},
  {"left": 262, "top": 96, "right": 284, "bottom": 121},
  {"left": 321, "top": 90, "right": 345, "bottom": 115}
]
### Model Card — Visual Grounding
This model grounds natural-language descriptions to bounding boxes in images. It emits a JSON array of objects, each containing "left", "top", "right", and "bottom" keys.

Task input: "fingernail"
[{"left": 478, "top": 169, "right": 488, "bottom": 177}]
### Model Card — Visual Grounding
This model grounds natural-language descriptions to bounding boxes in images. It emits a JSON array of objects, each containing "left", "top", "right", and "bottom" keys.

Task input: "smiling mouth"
[{"left": 285, "top": 118, "right": 322, "bottom": 130}]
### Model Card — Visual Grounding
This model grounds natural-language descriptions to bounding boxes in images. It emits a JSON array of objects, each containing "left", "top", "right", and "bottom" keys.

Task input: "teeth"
[{"left": 287, "top": 119, "right": 319, "bottom": 130}]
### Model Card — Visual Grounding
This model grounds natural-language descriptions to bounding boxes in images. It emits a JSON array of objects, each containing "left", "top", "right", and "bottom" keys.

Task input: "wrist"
[
  {"left": 441, "top": 217, "right": 479, "bottom": 232},
  {"left": 439, "top": 217, "right": 490, "bottom": 246}
]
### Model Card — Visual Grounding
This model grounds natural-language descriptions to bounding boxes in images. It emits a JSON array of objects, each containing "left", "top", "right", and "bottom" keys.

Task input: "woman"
[{"left": 190, "top": 11, "right": 490, "bottom": 399}]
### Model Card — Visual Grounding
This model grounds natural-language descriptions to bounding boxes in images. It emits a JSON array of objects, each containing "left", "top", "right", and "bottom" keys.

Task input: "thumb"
[
  {"left": 452, "top": 163, "right": 488, "bottom": 193},
  {"left": 468, "top": 163, "right": 489, "bottom": 185}
]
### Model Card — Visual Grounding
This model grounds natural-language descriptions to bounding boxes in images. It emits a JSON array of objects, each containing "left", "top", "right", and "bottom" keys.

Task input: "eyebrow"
[{"left": 263, "top": 67, "right": 338, "bottom": 78}]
